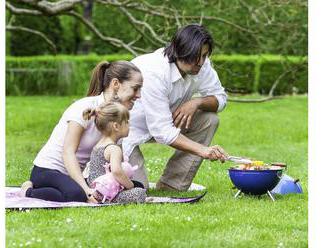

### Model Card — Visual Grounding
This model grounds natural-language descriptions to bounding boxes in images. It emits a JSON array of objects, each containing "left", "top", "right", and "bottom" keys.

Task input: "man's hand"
[
  {"left": 173, "top": 99, "right": 201, "bottom": 129},
  {"left": 199, "top": 145, "right": 228, "bottom": 162}
]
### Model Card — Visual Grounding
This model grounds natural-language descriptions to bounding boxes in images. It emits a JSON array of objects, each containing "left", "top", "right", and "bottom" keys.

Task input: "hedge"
[{"left": 6, "top": 54, "right": 307, "bottom": 96}]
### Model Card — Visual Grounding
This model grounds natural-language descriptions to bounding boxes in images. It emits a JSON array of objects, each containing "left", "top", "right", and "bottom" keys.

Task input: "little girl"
[{"left": 83, "top": 101, "right": 146, "bottom": 204}]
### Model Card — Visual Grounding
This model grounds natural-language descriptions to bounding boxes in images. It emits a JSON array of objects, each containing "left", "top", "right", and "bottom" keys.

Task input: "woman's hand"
[
  {"left": 86, "top": 188, "right": 98, "bottom": 204},
  {"left": 173, "top": 99, "right": 200, "bottom": 129},
  {"left": 199, "top": 145, "right": 228, "bottom": 162}
]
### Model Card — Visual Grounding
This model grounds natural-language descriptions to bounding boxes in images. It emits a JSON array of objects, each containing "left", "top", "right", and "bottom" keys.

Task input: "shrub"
[
  {"left": 6, "top": 54, "right": 307, "bottom": 96},
  {"left": 258, "top": 55, "right": 308, "bottom": 95},
  {"left": 212, "top": 55, "right": 259, "bottom": 93}
]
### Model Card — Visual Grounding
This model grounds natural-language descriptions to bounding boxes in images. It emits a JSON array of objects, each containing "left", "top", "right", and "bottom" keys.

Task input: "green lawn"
[{"left": 6, "top": 95, "right": 308, "bottom": 247}]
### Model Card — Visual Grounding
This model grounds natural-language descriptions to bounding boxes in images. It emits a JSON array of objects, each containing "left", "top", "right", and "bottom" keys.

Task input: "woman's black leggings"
[
  {"left": 26, "top": 165, "right": 87, "bottom": 202},
  {"left": 26, "top": 165, "right": 145, "bottom": 202}
]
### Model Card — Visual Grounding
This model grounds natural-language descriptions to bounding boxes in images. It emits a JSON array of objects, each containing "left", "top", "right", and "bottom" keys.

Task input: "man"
[{"left": 122, "top": 24, "right": 228, "bottom": 191}]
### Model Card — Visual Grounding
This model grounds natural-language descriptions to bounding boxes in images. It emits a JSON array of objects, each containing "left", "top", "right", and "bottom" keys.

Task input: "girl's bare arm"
[{"left": 105, "top": 146, "right": 134, "bottom": 189}]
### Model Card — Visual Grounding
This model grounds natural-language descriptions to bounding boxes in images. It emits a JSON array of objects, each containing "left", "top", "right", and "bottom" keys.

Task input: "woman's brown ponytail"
[{"left": 87, "top": 61, "right": 111, "bottom": 96}]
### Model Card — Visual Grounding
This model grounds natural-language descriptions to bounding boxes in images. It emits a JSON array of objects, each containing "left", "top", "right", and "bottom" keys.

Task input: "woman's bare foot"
[{"left": 19, "top": 181, "right": 33, "bottom": 197}]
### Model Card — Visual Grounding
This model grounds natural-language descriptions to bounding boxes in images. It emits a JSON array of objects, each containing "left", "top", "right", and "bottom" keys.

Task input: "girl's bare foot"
[{"left": 20, "top": 181, "right": 33, "bottom": 197}]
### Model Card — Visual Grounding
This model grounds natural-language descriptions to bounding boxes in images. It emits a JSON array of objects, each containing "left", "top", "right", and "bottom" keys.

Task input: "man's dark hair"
[{"left": 163, "top": 24, "right": 213, "bottom": 64}]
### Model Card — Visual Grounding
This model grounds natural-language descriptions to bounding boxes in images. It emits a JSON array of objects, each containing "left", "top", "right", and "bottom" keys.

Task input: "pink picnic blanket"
[{"left": 5, "top": 187, "right": 207, "bottom": 210}]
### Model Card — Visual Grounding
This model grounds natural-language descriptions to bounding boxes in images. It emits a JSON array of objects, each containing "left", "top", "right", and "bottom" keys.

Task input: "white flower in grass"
[
  {"left": 131, "top": 224, "right": 137, "bottom": 231},
  {"left": 66, "top": 218, "right": 73, "bottom": 223},
  {"left": 277, "top": 242, "right": 284, "bottom": 248},
  {"left": 25, "top": 241, "right": 31, "bottom": 246},
  {"left": 186, "top": 217, "right": 192, "bottom": 221},
  {"left": 19, "top": 244, "right": 23, "bottom": 247},
  {"left": 59, "top": 237, "right": 64, "bottom": 242},
  {"left": 37, "top": 239, "right": 42, "bottom": 242}
]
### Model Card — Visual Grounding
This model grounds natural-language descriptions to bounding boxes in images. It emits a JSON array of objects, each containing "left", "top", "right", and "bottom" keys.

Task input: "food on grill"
[
  {"left": 252, "top": 161, "right": 264, "bottom": 166},
  {"left": 235, "top": 161, "right": 278, "bottom": 170},
  {"left": 229, "top": 157, "right": 286, "bottom": 171}
]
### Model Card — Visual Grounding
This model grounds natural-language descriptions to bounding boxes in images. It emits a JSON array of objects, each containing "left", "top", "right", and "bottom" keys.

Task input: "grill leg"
[
  {"left": 267, "top": 190, "right": 276, "bottom": 201},
  {"left": 234, "top": 190, "right": 242, "bottom": 199}
]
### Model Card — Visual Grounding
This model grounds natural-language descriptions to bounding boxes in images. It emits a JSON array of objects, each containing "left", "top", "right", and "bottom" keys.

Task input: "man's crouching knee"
[{"left": 204, "top": 112, "right": 219, "bottom": 129}]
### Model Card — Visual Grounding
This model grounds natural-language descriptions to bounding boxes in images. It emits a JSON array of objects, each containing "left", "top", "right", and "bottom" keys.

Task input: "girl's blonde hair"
[{"left": 83, "top": 102, "right": 129, "bottom": 134}]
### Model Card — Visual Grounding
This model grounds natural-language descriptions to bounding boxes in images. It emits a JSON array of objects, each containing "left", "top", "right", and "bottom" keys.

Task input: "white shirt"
[
  {"left": 122, "top": 48, "right": 227, "bottom": 157},
  {"left": 33, "top": 93, "right": 104, "bottom": 175}
]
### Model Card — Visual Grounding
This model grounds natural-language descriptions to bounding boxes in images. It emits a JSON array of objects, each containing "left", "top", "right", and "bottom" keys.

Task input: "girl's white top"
[{"left": 33, "top": 93, "right": 105, "bottom": 175}]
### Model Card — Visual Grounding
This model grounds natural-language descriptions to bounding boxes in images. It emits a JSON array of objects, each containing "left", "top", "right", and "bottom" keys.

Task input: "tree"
[
  {"left": 6, "top": 1, "right": 307, "bottom": 56},
  {"left": 5, "top": 0, "right": 263, "bottom": 56},
  {"left": 5, "top": 0, "right": 308, "bottom": 101}
]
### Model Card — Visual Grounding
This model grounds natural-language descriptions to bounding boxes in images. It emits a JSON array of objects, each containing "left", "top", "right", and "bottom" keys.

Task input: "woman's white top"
[{"left": 33, "top": 93, "right": 105, "bottom": 175}]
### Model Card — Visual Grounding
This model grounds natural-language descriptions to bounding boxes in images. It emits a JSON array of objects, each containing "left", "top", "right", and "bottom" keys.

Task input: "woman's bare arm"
[{"left": 63, "top": 121, "right": 97, "bottom": 202}]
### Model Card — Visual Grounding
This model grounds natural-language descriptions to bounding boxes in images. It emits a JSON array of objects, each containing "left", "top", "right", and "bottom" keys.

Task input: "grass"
[{"left": 6, "top": 95, "right": 308, "bottom": 247}]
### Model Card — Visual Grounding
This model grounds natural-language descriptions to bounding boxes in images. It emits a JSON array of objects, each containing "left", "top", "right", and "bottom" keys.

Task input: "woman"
[{"left": 20, "top": 61, "right": 143, "bottom": 203}]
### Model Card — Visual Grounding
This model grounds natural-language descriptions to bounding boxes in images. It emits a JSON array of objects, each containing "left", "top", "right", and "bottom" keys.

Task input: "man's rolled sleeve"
[
  {"left": 198, "top": 59, "right": 228, "bottom": 112},
  {"left": 141, "top": 73, "right": 180, "bottom": 145},
  {"left": 213, "top": 94, "right": 227, "bottom": 112}
]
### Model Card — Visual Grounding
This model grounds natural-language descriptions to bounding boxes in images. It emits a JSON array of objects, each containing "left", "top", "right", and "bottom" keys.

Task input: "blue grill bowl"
[{"left": 228, "top": 168, "right": 283, "bottom": 195}]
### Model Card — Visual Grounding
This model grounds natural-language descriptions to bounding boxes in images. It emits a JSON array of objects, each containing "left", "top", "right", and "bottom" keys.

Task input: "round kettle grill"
[{"left": 228, "top": 161, "right": 287, "bottom": 201}]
